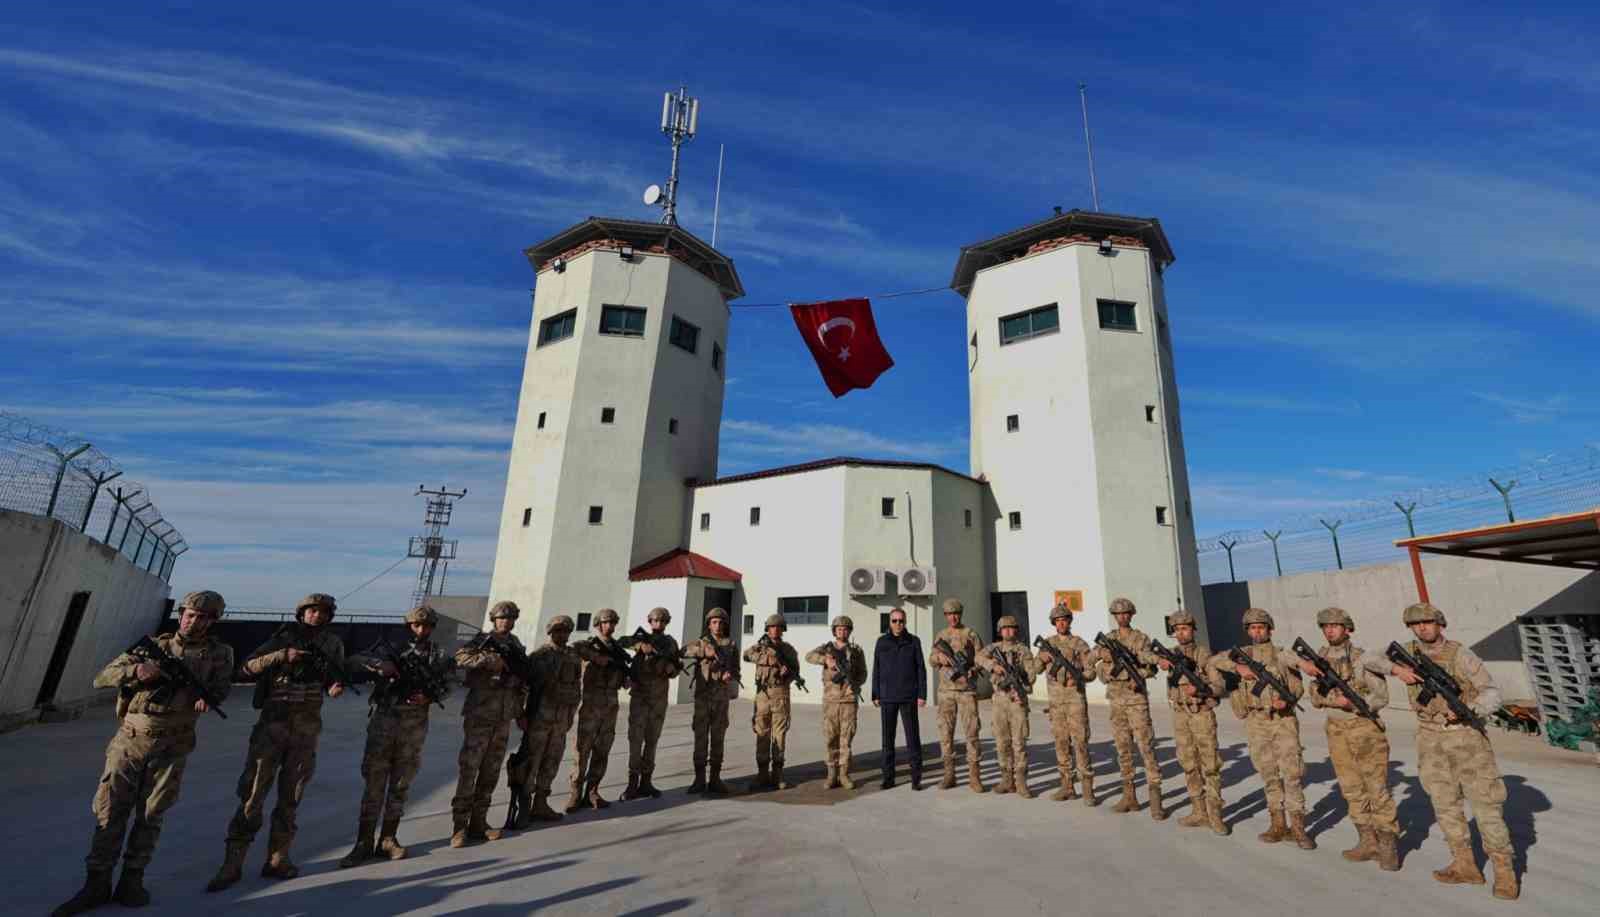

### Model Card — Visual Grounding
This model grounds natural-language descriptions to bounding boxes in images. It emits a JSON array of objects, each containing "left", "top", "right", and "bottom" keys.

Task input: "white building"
[{"left": 488, "top": 210, "right": 1205, "bottom": 703}]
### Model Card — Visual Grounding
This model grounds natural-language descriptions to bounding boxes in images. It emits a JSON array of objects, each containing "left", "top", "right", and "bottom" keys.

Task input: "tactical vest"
[
  {"left": 1406, "top": 639, "right": 1477, "bottom": 725},
  {"left": 1167, "top": 641, "right": 1217, "bottom": 713},
  {"left": 120, "top": 634, "right": 230, "bottom": 720}
]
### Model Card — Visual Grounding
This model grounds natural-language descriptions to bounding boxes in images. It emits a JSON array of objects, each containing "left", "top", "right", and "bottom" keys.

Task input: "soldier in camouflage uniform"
[
  {"left": 1368, "top": 602, "right": 1517, "bottom": 900},
  {"left": 805, "top": 615, "right": 869, "bottom": 790},
  {"left": 565, "top": 608, "right": 629, "bottom": 813},
  {"left": 1154, "top": 610, "right": 1228, "bottom": 834},
  {"left": 928, "top": 598, "right": 987, "bottom": 792},
  {"left": 1094, "top": 597, "right": 1165, "bottom": 819},
  {"left": 515, "top": 614, "right": 583, "bottom": 821},
  {"left": 449, "top": 601, "right": 528, "bottom": 845},
  {"left": 1296, "top": 607, "right": 1399, "bottom": 870},
  {"left": 338, "top": 604, "right": 455, "bottom": 868},
  {"left": 1037, "top": 604, "right": 1097, "bottom": 803},
  {"left": 621, "top": 606, "right": 679, "bottom": 800},
  {"left": 682, "top": 606, "right": 740, "bottom": 795},
  {"left": 207, "top": 593, "right": 349, "bottom": 891},
  {"left": 53, "top": 591, "right": 233, "bottom": 916},
  {"left": 1208, "top": 607, "right": 1312, "bottom": 849},
  {"left": 979, "top": 616, "right": 1036, "bottom": 797},
  {"left": 744, "top": 612, "right": 803, "bottom": 790}
]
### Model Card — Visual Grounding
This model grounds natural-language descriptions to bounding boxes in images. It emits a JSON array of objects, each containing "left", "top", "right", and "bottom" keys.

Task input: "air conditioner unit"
[
  {"left": 847, "top": 565, "right": 886, "bottom": 595},
  {"left": 898, "top": 565, "right": 937, "bottom": 596}
]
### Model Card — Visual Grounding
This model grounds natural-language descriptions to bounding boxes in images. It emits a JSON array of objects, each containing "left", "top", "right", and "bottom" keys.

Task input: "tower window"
[
  {"left": 700, "top": 512, "right": 711, "bottom": 531},
  {"left": 669, "top": 315, "right": 700, "bottom": 353},
  {"left": 1097, "top": 299, "right": 1138, "bottom": 332},
  {"left": 588, "top": 506, "right": 604, "bottom": 524},
  {"left": 669, "top": 418, "right": 679, "bottom": 434},
  {"left": 1145, "top": 405, "right": 1156, "bottom": 423},
  {"left": 743, "top": 614, "right": 755, "bottom": 635},
  {"left": 576, "top": 612, "right": 592, "bottom": 631},
  {"left": 537, "top": 309, "right": 577, "bottom": 346},
  {"left": 537, "top": 411, "right": 547, "bottom": 429},
  {"left": 599, "top": 304, "right": 647, "bottom": 337},
  {"left": 1006, "top": 414, "right": 1020, "bottom": 432},
  {"left": 749, "top": 507, "right": 761, "bottom": 526},
  {"left": 881, "top": 497, "right": 895, "bottom": 518},
  {"left": 1009, "top": 511, "right": 1023, "bottom": 531},
  {"left": 1156, "top": 506, "right": 1168, "bottom": 525},
  {"left": 521, "top": 508, "right": 532, "bottom": 527},
  {"left": 778, "top": 595, "right": 830, "bottom": 626},
  {"left": 964, "top": 508, "right": 973, "bottom": 528},
  {"left": 712, "top": 342, "right": 723, "bottom": 373},
  {"left": 999, "top": 304, "right": 1060, "bottom": 345},
  {"left": 601, "top": 407, "right": 615, "bottom": 424}
]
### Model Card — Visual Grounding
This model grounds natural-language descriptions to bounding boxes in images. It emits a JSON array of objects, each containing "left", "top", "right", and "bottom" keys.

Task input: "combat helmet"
[
  {"left": 180, "top": 590, "right": 226, "bottom": 617},
  {"left": 831, "top": 615, "right": 854, "bottom": 631},
  {"left": 1167, "top": 609, "right": 1197, "bottom": 628},
  {"left": 764, "top": 613, "right": 788, "bottom": 632},
  {"left": 594, "top": 608, "right": 620, "bottom": 626},
  {"left": 295, "top": 592, "right": 337, "bottom": 621},
  {"left": 1402, "top": 602, "right": 1446, "bottom": 628},
  {"left": 647, "top": 606, "right": 672, "bottom": 624},
  {"left": 1109, "top": 597, "right": 1137, "bottom": 616},
  {"left": 1241, "top": 607, "right": 1275, "bottom": 629},
  {"left": 1316, "top": 607, "right": 1354, "bottom": 629},
  {"left": 942, "top": 598, "right": 964, "bottom": 616},
  {"left": 996, "top": 614, "right": 1020, "bottom": 631},
  {"left": 547, "top": 614, "right": 576, "bottom": 634},
  {"left": 406, "top": 604, "right": 440, "bottom": 626},
  {"left": 1049, "top": 604, "right": 1073, "bottom": 622},
  {"left": 489, "top": 601, "right": 520, "bottom": 621},
  {"left": 704, "top": 606, "right": 730, "bottom": 624}
]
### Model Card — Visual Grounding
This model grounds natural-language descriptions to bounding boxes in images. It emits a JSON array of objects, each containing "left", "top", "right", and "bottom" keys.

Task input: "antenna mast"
[
  {"left": 407, "top": 485, "right": 466, "bottom": 608},
  {"left": 654, "top": 86, "right": 700, "bottom": 225},
  {"left": 1078, "top": 82, "right": 1101, "bottom": 212}
]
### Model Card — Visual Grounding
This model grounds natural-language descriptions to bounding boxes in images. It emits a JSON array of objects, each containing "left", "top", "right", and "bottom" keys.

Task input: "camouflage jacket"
[
  {"left": 94, "top": 632, "right": 234, "bottom": 728},
  {"left": 573, "top": 636, "right": 629, "bottom": 704},
  {"left": 533, "top": 641, "right": 584, "bottom": 708},
  {"left": 744, "top": 637, "right": 802, "bottom": 694},
  {"left": 628, "top": 632, "right": 682, "bottom": 702},
  {"left": 1095, "top": 627, "right": 1158, "bottom": 705},
  {"left": 243, "top": 624, "right": 348, "bottom": 708},
  {"left": 1309, "top": 641, "right": 1387, "bottom": 721},
  {"left": 682, "top": 635, "right": 740, "bottom": 700},
  {"left": 1209, "top": 641, "right": 1303, "bottom": 717},
  {"left": 455, "top": 633, "right": 529, "bottom": 722},
  {"left": 1364, "top": 638, "right": 1500, "bottom": 725},
  {"left": 804, "top": 641, "right": 868, "bottom": 703},
  {"left": 1162, "top": 640, "right": 1223, "bottom": 713},
  {"left": 979, "top": 639, "right": 1035, "bottom": 707},
  {"left": 929, "top": 625, "right": 985, "bottom": 694},
  {"left": 349, "top": 637, "right": 454, "bottom": 715},
  {"left": 1033, "top": 633, "right": 1097, "bottom": 705}
]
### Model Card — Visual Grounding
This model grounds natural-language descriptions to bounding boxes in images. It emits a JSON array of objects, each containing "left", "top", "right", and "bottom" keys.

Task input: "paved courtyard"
[{"left": 11, "top": 697, "right": 1595, "bottom": 915}]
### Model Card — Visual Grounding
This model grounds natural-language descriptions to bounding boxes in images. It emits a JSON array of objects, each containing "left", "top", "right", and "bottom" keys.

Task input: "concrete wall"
[
  {"left": 1202, "top": 553, "right": 1600, "bottom": 702},
  {"left": 0, "top": 510, "right": 171, "bottom": 727}
]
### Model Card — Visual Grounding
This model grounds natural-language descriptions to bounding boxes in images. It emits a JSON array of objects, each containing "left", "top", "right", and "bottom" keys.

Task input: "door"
[
  {"left": 37, "top": 591, "right": 91, "bottom": 707},
  {"left": 988, "top": 591, "right": 1030, "bottom": 642}
]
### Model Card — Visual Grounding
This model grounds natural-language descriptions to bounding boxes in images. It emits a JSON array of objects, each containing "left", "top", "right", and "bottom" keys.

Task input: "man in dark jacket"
[{"left": 872, "top": 609, "right": 927, "bottom": 789}]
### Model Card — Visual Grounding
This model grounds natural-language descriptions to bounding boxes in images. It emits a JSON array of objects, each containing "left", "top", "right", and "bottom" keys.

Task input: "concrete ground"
[{"left": 11, "top": 697, "right": 1595, "bottom": 916}]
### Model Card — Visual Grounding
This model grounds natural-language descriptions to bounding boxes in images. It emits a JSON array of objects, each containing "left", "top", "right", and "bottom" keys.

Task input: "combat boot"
[
  {"left": 1112, "top": 779, "right": 1139, "bottom": 813},
  {"left": 1257, "top": 809, "right": 1288, "bottom": 844},
  {"left": 772, "top": 761, "right": 790, "bottom": 791},
  {"left": 1179, "top": 779, "right": 1206, "bottom": 827},
  {"left": 967, "top": 760, "right": 987, "bottom": 793},
  {"left": 1149, "top": 787, "right": 1168, "bottom": 821},
  {"left": 1082, "top": 773, "right": 1098, "bottom": 806},
  {"left": 564, "top": 784, "right": 588, "bottom": 814},
  {"left": 587, "top": 779, "right": 610, "bottom": 809},
  {"left": 1342, "top": 825, "right": 1378, "bottom": 862},
  {"left": 511, "top": 790, "right": 535, "bottom": 830},
  {"left": 825, "top": 766, "right": 840, "bottom": 789},
  {"left": 994, "top": 767, "right": 1014, "bottom": 794},
  {"left": 1207, "top": 797, "right": 1231, "bottom": 836},
  {"left": 531, "top": 792, "right": 564, "bottom": 822},
  {"left": 622, "top": 773, "right": 642, "bottom": 801},
  {"left": 1014, "top": 766, "right": 1034, "bottom": 798},
  {"left": 751, "top": 763, "right": 770, "bottom": 792},
  {"left": 706, "top": 766, "right": 731, "bottom": 796},
  {"left": 1289, "top": 812, "right": 1315, "bottom": 850},
  {"left": 377, "top": 818, "right": 407, "bottom": 861},
  {"left": 1488, "top": 850, "right": 1519, "bottom": 900},
  {"left": 939, "top": 760, "right": 956, "bottom": 789},
  {"left": 449, "top": 817, "right": 469, "bottom": 848},
  {"left": 113, "top": 867, "right": 150, "bottom": 908},
  {"left": 640, "top": 774, "right": 663, "bottom": 798},
  {"left": 260, "top": 851, "right": 300, "bottom": 880},
  {"left": 687, "top": 764, "right": 706, "bottom": 794},
  {"left": 339, "top": 820, "right": 377, "bottom": 868},
  {"left": 1051, "top": 771, "right": 1077, "bottom": 801},
  {"left": 52, "top": 867, "right": 113, "bottom": 915},
  {"left": 839, "top": 768, "right": 856, "bottom": 790},
  {"left": 204, "top": 843, "right": 247, "bottom": 893},
  {"left": 1375, "top": 830, "right": 1400, "bottom": 872},
  {"left": 1433, "top": 845, "right": 1484, "bottom": 885}
]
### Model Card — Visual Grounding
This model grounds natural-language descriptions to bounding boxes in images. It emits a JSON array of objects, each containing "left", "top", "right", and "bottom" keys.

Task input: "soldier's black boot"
[
  {"left": 113, "top": 867, "right": 150, "bottom": 908},
  {"left": 205, "top": 843, "right": 247, "bottom": 892},
  {"left": 52, "top": 867, "right": 113, "bottom": 916},
  {"left": 771, "top": 759, "right": 790, "bottom": 790},
  {"left": 688, "top": 763, "right": 706, "bottom": 794},
  {"left": 640, "top": 772, "right": 663, "bottom": 798},
  {"left": 339, "top": 820, "right": 377, "bottom": 868},
  {"left": 706, "top": 765, "right": 730, "bottom": 796},
  {"left": 621, "top": 773, "right": 642, "bottom": 801}
]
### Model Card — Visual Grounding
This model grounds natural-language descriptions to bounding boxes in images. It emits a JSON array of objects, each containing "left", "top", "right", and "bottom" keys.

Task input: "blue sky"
[{"left": 3, "top": 2, "right": 1597, "bottom": 611}]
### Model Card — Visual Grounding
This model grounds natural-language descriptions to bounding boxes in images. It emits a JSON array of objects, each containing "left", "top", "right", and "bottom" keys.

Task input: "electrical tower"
[{"left": 408, "top": 485, "right": 466, "bottom": 608}]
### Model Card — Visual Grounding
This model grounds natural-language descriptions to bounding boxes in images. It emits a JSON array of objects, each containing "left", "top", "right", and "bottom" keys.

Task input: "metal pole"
[
  {"left": 1220, "top": 539, "right": 1239, "bottom": 583},
  {"left": 104, "top": 488, "right": 124, "bottom": 542},
  {"left": 711, "top": 143, "right": 725, "bottom": 248},
  {"left": 1078, "top": 82, "right": 1101, "bottom": 212},
  {"left": 1489, "top": 478, "right": 1517, "bottom": 523},
  {"left": 1394, "top": 501, "right": 1418, "bottom": 537},
  {"left": 79, "top": 470, "right": 122, "bottom": 534},
  {"left": 44, "top": 443, "right": 91, "bottom": 519},
  {"left": 1320, "top": 519, "right": 1344, "bottom": 570},
  {"left": 1263, "top": 530, "right": 1283, "bottom": 577}
]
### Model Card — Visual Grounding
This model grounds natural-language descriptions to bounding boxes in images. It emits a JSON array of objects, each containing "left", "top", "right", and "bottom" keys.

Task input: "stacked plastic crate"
[{"left": 1518, "top": 612, "right": 1600, "bottom": 724}]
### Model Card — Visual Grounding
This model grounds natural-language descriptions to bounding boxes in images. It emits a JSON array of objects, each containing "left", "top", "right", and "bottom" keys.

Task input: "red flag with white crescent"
[{"left": 789, "top": 298, "right": 895, "bottom": 397}]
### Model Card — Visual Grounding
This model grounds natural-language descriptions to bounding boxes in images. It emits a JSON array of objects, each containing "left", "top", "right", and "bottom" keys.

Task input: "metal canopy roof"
[
  {"left": 1396, "top": 508, "right": 1600, "bottom": 602},
  {"left": 949, "top": 209, "right": 1175, "bottom": 297},
  {"left": 523, "top": 216, "right": 745, "bottom": 299}
]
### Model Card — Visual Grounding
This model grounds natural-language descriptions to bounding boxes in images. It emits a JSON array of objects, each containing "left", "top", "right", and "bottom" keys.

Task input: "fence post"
[
  {"left": 1394, "top": 501, "right": 1418, "bottom": 537},
  {"left": 78, "top": 470, "right": 123, "bottom": 534},
  {"left": 104, "top": 488, "right": 124, "bottom": 542},
  {"left": 1489, "top": 478, "right": 1517, "bottom": 523},
  {"left": 1219, "top": 538, "right": 1239, "bottom": 583},
  {"left": 1319, "top": 519, "right": 1344, "bottom": 570},
  {"left": 1263, "top": 530, "right": 1283, "bottom": 577},
  {"left": 43, "top": 443, "right": 91, "bottom": 519}
]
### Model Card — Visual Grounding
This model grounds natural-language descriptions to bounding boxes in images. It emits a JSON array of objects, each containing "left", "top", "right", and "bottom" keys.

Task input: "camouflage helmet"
[
  {"left": 1241, "top": 607, "right": 1275, "bottom": 629},
  {"left": 179, "top": 590, "right": 226, "bottom": 617},
  {"left": 1167, "top": 609, "right": 1197, "bottom": 628},
  {"left": 1109, "top": 597, "right": 1137, "bottom": 616},
  {"left": 996, "top": 615, "right": 1020, "bottom": 630},
  {"left": 1049, "top": 604, "right": 1073, "bottom": 623},
  {"left": 647, "top": 605, "right": 672, "bottom": 624},
  {"left": 942, "top": 598, "right": 964, "bottom": 616},
  {"left": 831, "top": 615, "right": 854, "bottom": 631},
  {"left": 489, "top": 600, "right": 521, "bottom": 621},
  {"left": 547, "top": 614, "right": 575, "bottom": 634},
  {"left": 764, "top": 613, "right": 788, "bottom": 631},
  {"left": 594, "top": 608, "right": 620, "bottom": 626},
  {"left": 295, "top": 593, "right": 337, "bottom": 621},
  {"left": 1403, "top": 602, "right": 1447, "bottom": 627},
  {"left": 704, "top": 606, "right": 730, "bottom": 623},
  {"left": 1316, "top": 606, "right": 1355, "bottom": 629},
  {"left": 405, "top": 604, "right": 440, "bottom": 626}
]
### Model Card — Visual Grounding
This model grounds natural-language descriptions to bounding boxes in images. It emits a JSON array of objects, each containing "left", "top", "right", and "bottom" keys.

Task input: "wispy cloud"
[
  {"left": 1470, "top": 391, "right": 1581, "bottom": 424},
  {"left": 719, "top": 418, "right": 963, "bottom": 468},
  {"left": 1183, "top": 388, "right": 1362, "bottom": 416}
]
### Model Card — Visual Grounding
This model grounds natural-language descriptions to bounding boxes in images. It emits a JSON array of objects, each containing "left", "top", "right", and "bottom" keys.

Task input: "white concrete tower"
[
  {"left": 952, "top": 210, "right": 1208, "bottom": 660},
  {"left": 487, "top": 218, "right": 744, "bottom": 643}
]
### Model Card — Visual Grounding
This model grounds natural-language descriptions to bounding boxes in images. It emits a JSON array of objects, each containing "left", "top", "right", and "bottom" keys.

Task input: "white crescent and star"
[{"left": 817, "top": 316, "right": 857, "bottom": 361}]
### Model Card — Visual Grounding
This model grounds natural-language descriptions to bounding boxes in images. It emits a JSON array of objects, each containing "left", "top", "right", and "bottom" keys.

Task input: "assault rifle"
[
  {"left": 1385, "top": 641, "right": 1486, "bottom": 736},
  {"left": 1147, "top": 639, "right": 1216, "bottom": 702},
  {"left": 469, "top": 631, "right": 535, "bottom": 684},
  {"left": 618, "top": 626, "right": 686, "bottom": 676},
  {"left": 1292, "top": 638, "right": 1381, "bottom": 728},
  {"left": 932, "top": 637, "right": 978, "bottom": 684},
  {"left": 756, "top": 634, "right": 807, "bottom": 692},
  {"left": 987, "top": 645, "right": 1031, "bottom": 701},
  {"left": 366, "top": 636, "right": 450, "bottom": 709},
  {"left": 503, "top": 666, "right": 546, "bottom": 830},
  {"left": 1227, "top": 647, "right": 1302, "bottom": 712},
  {"left": 587, "top": 635, "right": 636, "bottom": 685},
  {"left": 274, "top": 624, "right": 358, "bottom": 695},
  {"left": 824, "top": 642, "right": 861, "bottom": 701},
  {"left": 1032, "top": 636, "right": 1088, "bottom": 686},
  {"left": 127, "top": 635, "right": 228, "bottom": 718},
  {"left": 688, "top": 641, "right": 742, "bottom": 689},
  {"left": 1094, "top": 632, "right": 1148, "bottom": 694}
]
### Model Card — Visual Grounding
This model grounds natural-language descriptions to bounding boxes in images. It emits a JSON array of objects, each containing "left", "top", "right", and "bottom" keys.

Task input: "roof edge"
[{"left": 692, "top": 456, "right": 986, "bottom": 489}]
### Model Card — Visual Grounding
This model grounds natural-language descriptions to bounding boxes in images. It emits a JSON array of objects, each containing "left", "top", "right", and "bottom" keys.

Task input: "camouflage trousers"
[
  {"left": 1171, "top": 705, "right": 1222, "bottom": 803},
  {"left": 691, "top": 693, "right": 731, "bottom": 769},
  {"left": 225, "top": 705, "right": 322, "bottom": 852},
  {"left": 522, "top": 701, "right": 577, "bottom": 795},
  {"left": 357, "top": 706, "right": 429, "bottom": 825},
  {"left": 1417, "top": 724, "right": 1510, "bottom": 853},
  {"left": 991, "top": 696, "right": 1031, "bottom": 776},
  {"left": 568, "top": 695, "right": 620, "bottom": 794},
  {"left": 452, "top": 715, "right": 511, "bottom": 823},
  {"left": 936, "top": 691, "right": 981, "bottom": 766},
  {"left": 85, "top": 719, "right": 197, "bottom": 870},
  {"left": 1108, "top": 700, "right": 1161, "bottom": 791},
  {"left": 821, "top": 700, "right": 858, "bottom": 771},
  {"left": 1325, "top": 716, "right": 1397, "bottom": 833},
  {"left": 752, "top": 689, "right": 792, "bottom": 768},
  {"left": 1244, "top": 712, "right": 1305, "bottom": 815},
  {"left": 1047, "top": 697, "right": 1091, "bottom": 781},
  {"left": 627, "top": 689, "right": 668, "bottom": 780}
]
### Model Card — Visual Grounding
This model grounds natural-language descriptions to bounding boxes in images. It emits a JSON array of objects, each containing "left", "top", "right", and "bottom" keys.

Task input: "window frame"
[
  {"left": 777, "top": 595, "right": 830, "bottom": 627},
  {"left": 711, "top": 342, "right": 724, "bottom": 373},
  {"left": 521, "top": 508, "right": 532, "bottom": 527},
  {"left": 1156, "top": 505, "right": 1169, "bottom": 525},
  {"left": 749, "top": 506, "right": 761, "bottom": 526},
  {"left": 600, "top": 407, "right": 615, "bottom": 424},
  {"left": 588, "top": 505, "right": 604, "bottom": 525},
  {"left": 576, "top": 612, "right": 593, "bottom": 631},
  {"left": 881, "top": 497, "right": 896, "bottom": 518},
  {"left": 964, "top": 508, "right": 973, "bottom": 529},
  {"left": 669, "top": 315, "right": 701, "bottom": 353},
  {"left": 1097, "top": 299, "right": 1139, "bottom": 332},
  {"left": 1008, "top": 511, "right": 1022, "bottom": 531},
  {"left": 668, "top": 417, "right": 679, "bottom": 435},
  {"left": 599, "top": 304, "right": 647, "bottom": 338},
  {"left": 537, "top": 411, "right": 547, "bottom": 429},
  {"left": 998, "top": 304, "right": 1061, "bottom": 346},
  {"left": 699, "top": 512, "right": 711, "bottom": 531},
  {"left": 537, "top": 308, "right": 577, "bottom": 347},
  {"left": 1006, "top": 414, "right": 1020, "bottom": 432}
]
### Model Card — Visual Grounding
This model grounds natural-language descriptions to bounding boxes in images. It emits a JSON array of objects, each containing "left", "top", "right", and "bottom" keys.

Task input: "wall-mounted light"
[
  {"left": 1097, "top": 238, "right": 1114, "bottom": 256},
  {"left": 552, "top": 257, "right": 567, "bottom": 273},
  {"left": 619, "top": 245, "right": 635, "bottom": 261}
]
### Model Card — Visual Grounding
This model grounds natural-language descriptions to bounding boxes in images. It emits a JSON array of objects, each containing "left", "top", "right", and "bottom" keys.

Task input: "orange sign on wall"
[{"left": 1054, "top": 590, "right": 1084, "bottom": 613}]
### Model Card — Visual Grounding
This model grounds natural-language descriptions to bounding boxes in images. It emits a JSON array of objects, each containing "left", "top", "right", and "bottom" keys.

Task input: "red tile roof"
[
  {"left": 691, "top": 456, "right": 986, "bottom": 488},
  {"left": 628, "top": 548, "right": 743, "bottom": 583}
]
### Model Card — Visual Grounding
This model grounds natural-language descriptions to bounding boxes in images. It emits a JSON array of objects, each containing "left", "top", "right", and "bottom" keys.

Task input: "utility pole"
[{"left": 408, "top": 486, "right": 467, "bottom": 609}]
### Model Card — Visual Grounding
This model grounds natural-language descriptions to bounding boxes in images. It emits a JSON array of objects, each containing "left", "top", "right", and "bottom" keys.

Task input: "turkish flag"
[{"left": 790, "top": 298, "right": 896, "bottom": 397}]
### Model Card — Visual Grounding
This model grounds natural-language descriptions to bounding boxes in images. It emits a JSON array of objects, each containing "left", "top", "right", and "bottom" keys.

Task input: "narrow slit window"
[
  {"left": 601, "top": 407, "right": 615, "bottom": 424},
  {"left": 537, "top": 411, "right": 547, "bottom": 429},
  {"left": 700, "top": 512, "right": 711, "bottom": 531},
  {"left": 749, "top": 507, "right": 761, "bottom": 526},
  {"left": 881, "top": 497, "right": 895, "bottom": 518},
  {"left": 1006, "top": 414, "right": 1020, "bottom": 432},
  {"left": 1009, "top": 511, "right": 1022, "bottom": 531},
  {"left": 1145, "top": 405, "right": 1156, "bottom": 423},
  {"left": 588, "top": 506, "right": 604, "bottom": 524},
  {"left": 1156, "top": 506, "right": 1168, "bottom": 525},
  {"left": 521, "top": 508, "right": 532, "bottom": 527},
  {"left": 668, "top": 418, "right": 679, "bottom": 434}
]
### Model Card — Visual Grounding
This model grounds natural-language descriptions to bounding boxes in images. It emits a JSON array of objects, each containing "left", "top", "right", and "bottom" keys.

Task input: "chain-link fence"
[
  {"left": 0, "top": 410, "right": 186, "bottom": 581},
  {"left": 1197, "top": 445, "right": 1600, "bottom": 584}
]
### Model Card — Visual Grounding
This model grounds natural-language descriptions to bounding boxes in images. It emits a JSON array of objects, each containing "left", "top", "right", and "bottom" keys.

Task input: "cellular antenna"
[
  {"left": 408, "top": 485, "right": 466, "bottom": 608},
  {"left": 1078, "top": 81, "right": 1101, "bottom": 212},
  {"left": 711, "top": 143, "right": 725, "bottom": 248},
  {"left": 649, "top": 85, "right": 700, "bottom": 225}
]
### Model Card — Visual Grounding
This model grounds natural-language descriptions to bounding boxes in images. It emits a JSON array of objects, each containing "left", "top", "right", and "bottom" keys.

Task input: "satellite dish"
[{"left": 643, "top": 184, "right": 662, "bottom": 206}]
